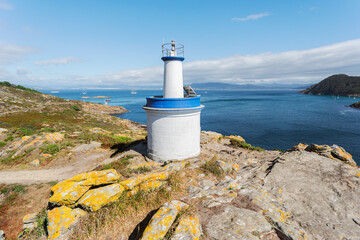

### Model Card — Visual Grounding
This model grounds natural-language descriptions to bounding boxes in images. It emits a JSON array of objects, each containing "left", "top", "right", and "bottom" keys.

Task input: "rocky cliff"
[{"left": 300, "top": 74, "right": 360, "bottom": 97}]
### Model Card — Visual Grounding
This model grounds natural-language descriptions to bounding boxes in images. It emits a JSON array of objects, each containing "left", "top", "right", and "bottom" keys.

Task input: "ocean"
[{"left": 41, "top": 89, "right": 360, "bottom": 164}]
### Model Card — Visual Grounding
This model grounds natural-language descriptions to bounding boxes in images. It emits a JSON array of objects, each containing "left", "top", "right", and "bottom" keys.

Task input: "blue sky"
[{"left": 1, "top": 0, "right": 360, "bottom": 88}]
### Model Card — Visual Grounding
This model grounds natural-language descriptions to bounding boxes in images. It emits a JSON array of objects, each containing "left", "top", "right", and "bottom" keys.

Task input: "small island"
[
  {"left": 300, "top": 74, "right": 360, "bottom": 97},
  {"left": 349, "top": 101, "right": 360, "bottom": 109}
]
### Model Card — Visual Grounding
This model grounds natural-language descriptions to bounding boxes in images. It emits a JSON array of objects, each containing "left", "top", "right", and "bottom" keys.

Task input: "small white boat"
[
  {"left": 50, "top": 91, "right": 59, "bottom": 93},
  {"left": 131, "top": 90, "right": 137, "bottom": 94}
]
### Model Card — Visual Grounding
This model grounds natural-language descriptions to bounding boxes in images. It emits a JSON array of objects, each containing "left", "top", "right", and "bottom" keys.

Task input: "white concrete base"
[{"left": 145, "top": 109, "right": 202, "bottom": 162}]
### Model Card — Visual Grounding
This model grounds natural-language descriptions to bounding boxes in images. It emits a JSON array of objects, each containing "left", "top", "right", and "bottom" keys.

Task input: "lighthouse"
[{"left": 143, "top": 40, "right": 204, "bottom": 162}]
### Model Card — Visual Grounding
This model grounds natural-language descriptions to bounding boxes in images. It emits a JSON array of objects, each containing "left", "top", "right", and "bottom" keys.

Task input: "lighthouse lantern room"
[{"left": 143, "top": 41, "right": 204, "bottom": 162}]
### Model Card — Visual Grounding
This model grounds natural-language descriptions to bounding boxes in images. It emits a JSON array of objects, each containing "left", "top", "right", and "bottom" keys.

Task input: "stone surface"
[
  {"left": 49, "top": 169, "right": 120, "bottom": 207},
  {"left": 215, "top": 160, "right": 239, "bottom": 172},
  {"left": 228, "top": 135, "right": 245, "bottom": 143},
  {"left": 0, "top": 128, "right": 7, "bottom": 133},
  {"left": 22, "top": 213, "right": 38, "bottom": 229},
  {"left": 127, "top": 180, "right": 165, "bottom": 197},
  {"left": 0, "top": 230, "right": 4, "bottom": 240},
  {"left": 171, "top": 215, "right": 201, "bottom": 240},
  {"left": 47, "top": 206, "right": 87, "bottom": 240},
  {"left": 259, "top": 151, "right": 360, "bottom": 239},
  {"left": 71, "top": 141, "right": 102, "bottom": 152},
  {"left": 77, "top": 183, "right": 125, "bottom": 211},
  {"left": 288, "top": 143, "right": 308, "bottom": 151},
  {"left": 206, "top": 206, "right": 273, "bottom": 240},
  {"left": 141, "top": 200, "right": 188, "bottom": 240},
  {"left": 129, "top": 162, "right": 160, "bottom": 170}
]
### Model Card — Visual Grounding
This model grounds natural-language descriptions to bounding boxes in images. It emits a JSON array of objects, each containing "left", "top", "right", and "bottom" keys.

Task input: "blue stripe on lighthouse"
[
  {"left": 161, "top": 56, "right": 185, "bottom": 62},
  {"left": 145, "top": 96, "right": 201, "bottom": 108}
]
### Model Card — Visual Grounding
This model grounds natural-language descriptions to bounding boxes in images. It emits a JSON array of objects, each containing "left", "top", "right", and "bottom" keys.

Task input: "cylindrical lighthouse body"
[{"left": 163, "top": 59, "right": 184, "bottom": 98}]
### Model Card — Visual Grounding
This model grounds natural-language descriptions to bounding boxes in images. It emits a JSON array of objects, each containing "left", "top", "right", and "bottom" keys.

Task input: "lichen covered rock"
[
  {"left": 141, "top": 200, "right": 188, "bottom": 240},
  {"left": 120, "top": 171, "right": 169, "bottom": 190},
  {"left": 77, "top": 183, "right": 125, "bottom": 211},
  {"left": 171, "top": 215, "right": 201, "bottom": 240},
  {"left": 127, "top": 180, "right": 165, "bottom": 197},
  {"left": 47, "top": 206, "right": 86, "bottom": 240},
  {"left": 289, "top": 143, "right": 308, "bottom": 151},
  {"left": 49, "top": 169, "right": 120, "bottom": 207},
  {"left": 44, "top": 132, "right": 64, "bottom": 143}
]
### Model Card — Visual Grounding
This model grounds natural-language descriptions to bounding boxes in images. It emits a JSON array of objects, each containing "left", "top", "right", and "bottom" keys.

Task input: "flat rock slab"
[{"left": 206, "top": 206, "right": 273, "bottom": 240}]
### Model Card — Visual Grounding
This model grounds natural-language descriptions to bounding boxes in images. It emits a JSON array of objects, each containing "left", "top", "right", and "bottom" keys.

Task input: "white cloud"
[
  {"left": 232, "top": 12, "right": 271, "bottom": 22},
  {"left": 0, "top": 43, "right": 35, "bottom": 65},
  {"left": 88, "top": 39, "right": 360, "bottom": 87},
  {"left": 34, "top": 57, "right": 85, "bottom": 66},
  {"left": 2, "top": 39, "right": 360, "bottom": 88},
  {"left": 0, "top": 1, "right": 13, "bottom": 10}
]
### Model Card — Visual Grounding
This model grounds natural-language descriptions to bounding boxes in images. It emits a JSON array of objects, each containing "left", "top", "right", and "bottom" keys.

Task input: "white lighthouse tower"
[{"left": 143, "top": 40, "right": 204, "bottom": 162}]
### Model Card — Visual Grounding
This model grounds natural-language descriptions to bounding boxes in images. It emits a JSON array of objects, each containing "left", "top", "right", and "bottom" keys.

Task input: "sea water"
[{"left": 41, "top": 89, "right": 360, "bottom": 164}]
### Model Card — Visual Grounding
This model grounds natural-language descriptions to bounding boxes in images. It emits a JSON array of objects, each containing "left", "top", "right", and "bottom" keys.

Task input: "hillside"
[
  {"left": 300, "top": 74, "right": 360, "bottom": 96},
  {"left": 0, "top": 83, "right": 359, "bottom": 240}
]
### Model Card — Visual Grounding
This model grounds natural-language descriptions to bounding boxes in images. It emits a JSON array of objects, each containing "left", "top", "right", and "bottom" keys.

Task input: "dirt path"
[{"left": 0, "top": 151, "right": 110, "bottom": 185}]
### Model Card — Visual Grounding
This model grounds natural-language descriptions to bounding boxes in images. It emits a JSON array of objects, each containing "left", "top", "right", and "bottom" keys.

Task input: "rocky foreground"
[
  {"left": 1, "top": 84, "right": 359, "bottom": 240},
  {"left": 1, "top": 132, "right": 357, "bottom": 240}
]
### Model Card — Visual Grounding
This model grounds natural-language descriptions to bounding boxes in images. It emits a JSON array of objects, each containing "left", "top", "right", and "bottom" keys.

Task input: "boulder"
[
  {"left": 141, "top": 200, "right": 188, "bottom": 240},
  {"left": 288, "top": 143, "right": 308, "bottom": 151},
  {"left": 47, "top": 206, "right": 86, "bottom": 240},
  {"left": 76, "top": 183, "right": 125, "bottom": 211},
  {"left": 206, "top": 206, "right": 273, "bottom": 240},
  {"left": 171, "top": 215, "right": 201, "bottom": 240},
  {"left": 0, "top": 128, "right": 7, "bottom": 133},
  {"left": 162, "top": 161, "right": 189, "bottom": 171},
  {"left": 49, "top": 169, "right": 120, "bottom": 207},
  {"left": 304, "top": 144, "right": 356, "bottom": 166},
  {"left": 0, "top": 230, "right": 4, "bottom": 240}
]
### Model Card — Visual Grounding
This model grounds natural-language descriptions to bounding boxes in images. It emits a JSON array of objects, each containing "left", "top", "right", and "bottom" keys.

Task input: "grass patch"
[
  {"left": 128, "top": 166, "right": 151, "bottom": 174},
  {"left": 41, "top": 127, "right": 57, "bottom": 133},
  {"left": 0, "top": 141, "right": 6, "bottom": 147},
  {"left": 40, "top": 144, "right": 59, "bottom": 154},
  {"left": 0, "top": 184, "right": 27, "bottom": 212},
  {"left": 60, "top": 141, "right": 75, "bottom": 149},
  {"left": 0, "top": 81, "right": 40, "bottom": 93},
  {"left": 79, "top": 131, "right": 133, "bottom": 148},
  {"left": 4, "top": 135, "right": 14, "bottom": 142},
  {"left": 99, "top": 155, "right": 134, "bottom": 176},
  {"left": 47, "top": 181, "right": 58, "bottom": 186},
  {"left": 18, "top": 127, "right": 35, "bottom": 136},
  {"left": 200, "top": 157, "right": 224, "bottom": 177},
  {"left": 230, "top": 139, "right": 265, "bottom": 151}
]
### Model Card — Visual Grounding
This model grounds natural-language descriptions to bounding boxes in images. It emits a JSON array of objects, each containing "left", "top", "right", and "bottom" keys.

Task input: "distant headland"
[{"left": 300, "top": 74, "right": 360, "bottom": 97}]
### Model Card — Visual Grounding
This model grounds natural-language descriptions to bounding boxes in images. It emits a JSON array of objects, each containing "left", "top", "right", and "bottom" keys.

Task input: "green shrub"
[
  {"left": 70, "top": 105, "right": 81, "bottom": 111},
  {"left": 40, "top": 144, "right": 59, "bottom": 154},
  {"left": 18, "top": 127, "right": 35, "bottom": 136},
  {"left": 41, "top": 127, "right": 56, "bottom": 133},
  {"left": 230, "top": 139, "right": 265, "bottom": 151},
  {"left": 5, "top": 135, "right": 14, "bottom": 142},
  {"left": 60, "top": 141, "right": 75, "bottom": 149},
  {"left": 0, "top": 141, "right": 6, "bottom": 147}
]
